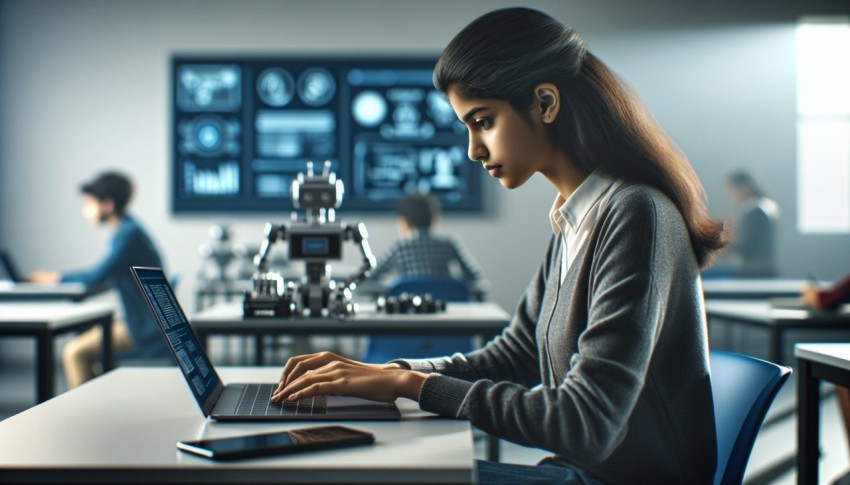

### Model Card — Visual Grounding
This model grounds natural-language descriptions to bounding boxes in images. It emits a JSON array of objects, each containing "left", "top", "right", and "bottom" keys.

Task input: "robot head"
[{"left": 291, "top": 160, "right": 344, "bottom": 211}]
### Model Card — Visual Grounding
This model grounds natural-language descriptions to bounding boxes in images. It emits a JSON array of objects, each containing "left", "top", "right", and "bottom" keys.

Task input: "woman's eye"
[{"left": 473, "top": 119, "right": 492, "bottom": 130}]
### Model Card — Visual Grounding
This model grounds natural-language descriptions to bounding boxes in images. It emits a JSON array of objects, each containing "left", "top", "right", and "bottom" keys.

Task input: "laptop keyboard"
[{"left": 235, "top": 383, "right": 328, "bottom": 416}]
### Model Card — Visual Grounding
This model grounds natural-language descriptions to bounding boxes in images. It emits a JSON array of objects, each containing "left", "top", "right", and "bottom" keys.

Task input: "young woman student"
[{"left": 272, "top": 7, "right": 727, "bottom": 484}]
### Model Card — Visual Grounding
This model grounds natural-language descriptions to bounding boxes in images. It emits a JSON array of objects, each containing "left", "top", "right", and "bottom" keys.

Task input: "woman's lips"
[{"left": 485, "top": 165, "right": 503, "bottom": 177}]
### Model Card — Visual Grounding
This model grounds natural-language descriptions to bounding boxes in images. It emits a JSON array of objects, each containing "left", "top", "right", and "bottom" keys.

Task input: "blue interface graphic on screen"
[
  {"left": 172, "top": 57, "right": 480, "bottom": 212},
  {"left": 137, "top": 269, "right": 218, "bottom": 407}
]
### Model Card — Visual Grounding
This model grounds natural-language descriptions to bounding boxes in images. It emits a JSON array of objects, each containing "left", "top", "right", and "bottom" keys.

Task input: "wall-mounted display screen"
[{"left": 172, "top": 56, "right": 480, "bottom": 213}]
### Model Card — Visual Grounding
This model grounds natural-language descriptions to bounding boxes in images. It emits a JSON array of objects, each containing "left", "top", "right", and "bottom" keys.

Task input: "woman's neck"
[{"left": 539, "top": 151, "right": 591, "bottom": 201}]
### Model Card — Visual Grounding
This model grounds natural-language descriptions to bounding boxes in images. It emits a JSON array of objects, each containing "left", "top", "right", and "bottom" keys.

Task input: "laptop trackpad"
[
  {"left": 214, "top": 384, "right": 245, "bottom": 414},
  {"left": 326, "top": 396, "right": 395, "bottom": 414}
]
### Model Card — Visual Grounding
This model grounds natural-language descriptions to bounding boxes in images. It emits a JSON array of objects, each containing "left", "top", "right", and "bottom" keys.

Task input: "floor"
[{"left": 1, "top": 334, "right": 849, "bottom": 484}]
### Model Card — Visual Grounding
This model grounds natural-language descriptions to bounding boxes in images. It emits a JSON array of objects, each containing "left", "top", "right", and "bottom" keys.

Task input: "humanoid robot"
[
  {"left": 197, "top": 225, "right": 253, "bottom": 286},
  {"left": 243, "top": 161, "right": 376, "bottom": 318}
]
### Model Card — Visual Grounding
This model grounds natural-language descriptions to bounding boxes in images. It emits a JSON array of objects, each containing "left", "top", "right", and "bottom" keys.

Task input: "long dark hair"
[{"left": 434, "top": 7, "right": 727, "bottom": 268}]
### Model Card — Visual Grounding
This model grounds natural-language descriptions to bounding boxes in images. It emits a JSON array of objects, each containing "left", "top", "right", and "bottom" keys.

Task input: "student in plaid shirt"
[{"left": 369, "top": 193, "right": 481, "bottom": 284}]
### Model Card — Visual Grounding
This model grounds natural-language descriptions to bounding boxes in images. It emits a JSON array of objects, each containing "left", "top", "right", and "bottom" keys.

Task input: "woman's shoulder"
[{"left": 607, "top": 183, "right": 677, "bottom": 215}]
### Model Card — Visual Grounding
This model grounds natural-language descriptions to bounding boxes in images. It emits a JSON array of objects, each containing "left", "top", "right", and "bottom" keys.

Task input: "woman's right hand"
[{"left": 273, "top": 351, "right": 404, "bottom": 397}]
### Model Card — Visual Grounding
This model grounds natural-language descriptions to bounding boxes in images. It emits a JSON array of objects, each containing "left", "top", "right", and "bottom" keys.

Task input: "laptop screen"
[
  {"left": 132, "top": 267, "right": 222, "bottom": 412},
  {"left": 0, "top": 250, "right": 22, "bottom": 282}
]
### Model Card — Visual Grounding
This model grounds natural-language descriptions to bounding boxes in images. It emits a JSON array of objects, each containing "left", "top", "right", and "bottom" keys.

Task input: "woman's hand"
[{"left": 270, "top": 351, "right": 427, "bottom": 403}]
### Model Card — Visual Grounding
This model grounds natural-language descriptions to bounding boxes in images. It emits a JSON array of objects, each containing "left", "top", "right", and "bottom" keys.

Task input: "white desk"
[
  {"left": 701, "top": 278, "right": 826, "bottom": 300},
  {"left": 705, "top": 300, "right": 850, "bottom": 364},
  {"left": 795, "top": 344, "right": 850, "bottom": 484},
  {"left": 191, "top": 301, "right": 511, "bottom": 365},
  {"left": 0, "top": 302, "right": 115, "bottom": 402},
  {"left": 0, "top": 281, "right": 103, "bottom": 302},
  {"left": 0, "top": 367, "right": 474, "bottom": 484}
]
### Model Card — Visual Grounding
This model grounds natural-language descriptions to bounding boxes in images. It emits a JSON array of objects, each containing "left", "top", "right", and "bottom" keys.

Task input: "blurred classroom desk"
[
  {"left": 0, "top": 367, "right": 474, "bottom": 484},
  {"left": 354, "top": 279, "right": 490, "bottom": 302},
  {"left": 795, "top": 343, "right": 850, "bottom": 485},
  {"left": 193, "top": 278, "right": 490, "bottom": 313},
  {"left": 705, "top": 300, "right": 850, "bottom": 364},
  {"left": 701, "top": 278, "right": 825, "bottom": 300},
  {"left": 191, "top": 301, "right": 511, "bottom": 365},
  {"left": 194, "top": 279, "right": 251, "bottom": 311},
  {"left": 0, "top": 302, "right": 114, "bottom": 403},
  {"left": 0, "top": 281, "right": 105, "bottom": 302}
]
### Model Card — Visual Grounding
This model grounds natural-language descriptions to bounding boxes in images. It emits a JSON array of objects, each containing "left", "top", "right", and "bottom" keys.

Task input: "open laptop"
[
  {"left": 0, "top": 250, "right": 24, "bottom": 282},
  {"left": 130, "top": 266, "right": 401, "bottom": 421}
]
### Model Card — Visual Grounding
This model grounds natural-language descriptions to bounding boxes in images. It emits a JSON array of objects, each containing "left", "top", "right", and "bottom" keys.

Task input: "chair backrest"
[
  {"left": 386, "top": 275, "right": 470, "bottom": 302},
  {"left": 363, "top": 276, "right": 472, "bottom": 363},
  {"left": 710, "top": 350, "right": 791, "bottom": 485}
]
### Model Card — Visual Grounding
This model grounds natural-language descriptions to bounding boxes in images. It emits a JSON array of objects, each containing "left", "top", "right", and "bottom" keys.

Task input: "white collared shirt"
[{"left": 549, "top": 171, "right": 623, "bottom": 285}]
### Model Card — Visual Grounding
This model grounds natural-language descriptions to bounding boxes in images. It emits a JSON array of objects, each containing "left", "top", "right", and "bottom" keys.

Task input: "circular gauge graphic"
[
  {"left": 197, "top": 123, "right": 222, "bottom": 151},
  {"left": 257, "top": 68, "right": 295, "bottom": 107},
  {"left": 193, "top": 117, "right": 225, "bottom": 155},
  {"left": 352, "top": 90, "right": 387, "bottom": 127},
  {"left": 180, "top": 115, "right": 240, "bottom": 158},
  {"left": 297, "top": 68, "right": 336, "bottom": 106}
]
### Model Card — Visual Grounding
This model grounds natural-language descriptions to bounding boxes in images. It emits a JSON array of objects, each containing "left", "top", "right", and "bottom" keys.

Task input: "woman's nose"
[{"left": 468, "top": 137, "right": 487, "bottom": 162}]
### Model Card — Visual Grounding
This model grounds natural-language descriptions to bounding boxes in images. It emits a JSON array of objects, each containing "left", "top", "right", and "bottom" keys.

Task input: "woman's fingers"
[
  {"left": 271, "top": 354, "right": 402, "bottom": 403},
  {"left": 277, "top": 354, "right": 311, "bottom": 393},
  {"left": 277, "top": 351, "right": 337, "bottom": 392},
  {"left": 286, "top": 381, "right": 340, "bottom": 402},
  {"left": 273, "top": 365, "right": 341, "bottom": 401}
]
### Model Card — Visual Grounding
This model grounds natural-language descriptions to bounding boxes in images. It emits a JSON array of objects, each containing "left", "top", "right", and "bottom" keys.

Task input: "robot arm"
[
  {"left": 344, "top": 222, "right": 377, "bottom": 290},
  {"left": 253, "top": 222, "right": 286, "bottom": 273}
]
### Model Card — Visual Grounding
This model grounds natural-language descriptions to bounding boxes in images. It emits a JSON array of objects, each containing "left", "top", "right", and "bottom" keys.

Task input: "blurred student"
[
  {"left": 704, "top": 171, "right": 779, "bottom": 278},
  {"left": 368, "top": 192, "right": 481, "bottom": 285},
  {"left": 28, "top": 171, "right": 170, "bottom": 388},
  {"left": 802, "top": 273, "right": 850, "bottom": 460},
  {"left": 802, "top": 273, "right": 850, "bottom": 311}
]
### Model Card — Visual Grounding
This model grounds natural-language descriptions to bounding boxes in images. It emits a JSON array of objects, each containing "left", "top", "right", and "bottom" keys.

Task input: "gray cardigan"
[{"left": 399, "top": 184, "right": 717, "bottom": 484}]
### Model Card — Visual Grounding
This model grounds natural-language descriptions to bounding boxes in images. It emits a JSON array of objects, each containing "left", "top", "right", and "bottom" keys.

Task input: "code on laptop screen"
[{"left": 134, "top": 268, "right": 220, "bottom": 407}]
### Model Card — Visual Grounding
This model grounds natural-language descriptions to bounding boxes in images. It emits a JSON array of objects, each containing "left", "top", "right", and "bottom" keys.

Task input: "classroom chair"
[
  {"left": 363, "top": 275, "right": 473, "bottom": 363},
  {"left": 710, "top": 350, "right": 792, "bottom": 485}
]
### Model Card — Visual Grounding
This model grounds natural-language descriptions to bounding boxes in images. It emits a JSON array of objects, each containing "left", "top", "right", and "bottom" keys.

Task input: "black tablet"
[{"left": 177, "top": 425, "right": 375, "bottom": 460}]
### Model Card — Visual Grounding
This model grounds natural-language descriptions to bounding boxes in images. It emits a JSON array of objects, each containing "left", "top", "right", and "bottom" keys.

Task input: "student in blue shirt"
[{"left": 28, "top": 172, "right": 170, "bottom": 388}]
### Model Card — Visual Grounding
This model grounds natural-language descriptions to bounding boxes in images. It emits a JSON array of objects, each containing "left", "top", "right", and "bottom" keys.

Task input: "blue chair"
[
  {"left": 710, "top": 350, "right": 792, "bottom": 485},
  {"left": 363, "top": 275, "right": 473, "bottom": 363}
]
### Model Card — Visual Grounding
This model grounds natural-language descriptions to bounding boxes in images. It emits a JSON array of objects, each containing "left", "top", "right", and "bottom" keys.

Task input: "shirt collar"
[{"left": 549, "top": 171, "right": 616, "bottom": 236}]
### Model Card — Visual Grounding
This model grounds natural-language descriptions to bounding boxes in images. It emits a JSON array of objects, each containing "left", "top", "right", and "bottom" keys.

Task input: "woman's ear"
[{"left": 534, "top": 83, "right": 560, "bottom": 124}]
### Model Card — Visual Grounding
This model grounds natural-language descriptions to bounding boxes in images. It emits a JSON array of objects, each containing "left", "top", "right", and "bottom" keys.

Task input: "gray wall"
[{"left": 2, "top": 0, "right": 849, "bottom": 314}]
